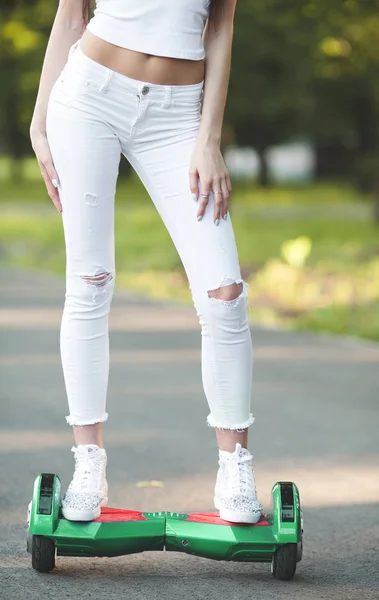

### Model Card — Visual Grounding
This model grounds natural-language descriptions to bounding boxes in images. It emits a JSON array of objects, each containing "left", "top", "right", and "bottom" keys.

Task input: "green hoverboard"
[{"left": 26, "top": 473, "right": 303, "bottom": 580}]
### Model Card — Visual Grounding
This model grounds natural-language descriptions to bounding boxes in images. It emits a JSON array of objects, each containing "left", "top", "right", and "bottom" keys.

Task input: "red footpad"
[
  {"left": 185, "top": 512, "right": 270, "bottom": 527},
  {"left": 94, "top": 508, "right": 148, "bottom": 523}
]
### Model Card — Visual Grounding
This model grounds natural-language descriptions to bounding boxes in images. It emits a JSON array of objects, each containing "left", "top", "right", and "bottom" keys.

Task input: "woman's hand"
[
  {"left": 189, "top": 140, "right": 232, "bottom": 225},
  {"left": 30, "top": 127, "right": 62, "bottom": 213}
]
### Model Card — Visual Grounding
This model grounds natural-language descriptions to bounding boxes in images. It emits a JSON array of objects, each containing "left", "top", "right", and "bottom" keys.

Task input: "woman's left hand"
[{"left": 189, "top": 141, "right": 232, "bottom": 225}]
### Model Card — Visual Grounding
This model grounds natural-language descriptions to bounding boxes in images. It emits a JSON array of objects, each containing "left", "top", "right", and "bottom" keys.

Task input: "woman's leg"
[
  {"left": 46, "top": 71, "right": 121, "bottom": 444},
  {"left": 124, "top": 99, "right": 261, "bottom": 521},
  {"left": 122, "top": 89, "right": 254, "bottom": 444},
  {"left": 120, "top": 79, "right": 262, "bottom": 521},
  {"left": 45, "top": 52, "right": 123, "bottom": 520}
]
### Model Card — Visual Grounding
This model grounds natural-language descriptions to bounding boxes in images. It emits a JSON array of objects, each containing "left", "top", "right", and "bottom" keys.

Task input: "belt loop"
[{"left": 163, "top": 86, "right": 172, "bottom": 108}]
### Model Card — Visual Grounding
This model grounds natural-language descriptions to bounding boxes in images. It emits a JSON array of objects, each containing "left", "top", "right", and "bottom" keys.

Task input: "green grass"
[
  {"left": 0, "top": 155, "right": 373, "bottom": 206},
  {"left": 1, "top": 162, "right": 379, "bottom": 341}
]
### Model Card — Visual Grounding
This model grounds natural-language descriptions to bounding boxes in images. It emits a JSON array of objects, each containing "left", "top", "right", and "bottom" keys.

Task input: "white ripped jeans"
[{"left": 46, "top": 43, "right": 254, "bottom": 430}]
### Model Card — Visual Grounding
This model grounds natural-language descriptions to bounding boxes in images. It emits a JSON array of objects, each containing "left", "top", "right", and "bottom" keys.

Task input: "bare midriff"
[{"left": 80, "top": 30, "right": 205, "bottom": 85}]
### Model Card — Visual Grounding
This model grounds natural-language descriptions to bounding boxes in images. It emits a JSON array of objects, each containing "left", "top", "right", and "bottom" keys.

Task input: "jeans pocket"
[
  {"left": 171, "top": 99, "right": 202, "bottom": 124},
  {"left": 50, "top": 65, "right": 106, "bottom": 109},
  {"left": 173, "top": 97, "right": 202, "bottom": 110},
  {"left": 50, "top": 72, "right": 85, "bottom": 108}
]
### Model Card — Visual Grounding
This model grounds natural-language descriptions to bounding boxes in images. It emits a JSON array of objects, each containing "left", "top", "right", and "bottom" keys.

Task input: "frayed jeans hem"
[
  {"left": 206, "top": 413, "right": 255, "bottom": 431},
  {"left": 65, "top": 413, "right": 109, "bottom": 427}
]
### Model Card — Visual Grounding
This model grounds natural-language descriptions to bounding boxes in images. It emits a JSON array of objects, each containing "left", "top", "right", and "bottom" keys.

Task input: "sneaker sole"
[
  {"left": 214, "top": 496, "right": 262, "bottom": 524},
  {"left": 62, "top": 497, "right": 108, "bottom": 522}
]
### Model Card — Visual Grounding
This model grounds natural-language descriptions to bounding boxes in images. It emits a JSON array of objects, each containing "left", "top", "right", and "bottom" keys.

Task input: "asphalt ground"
[{"left": 1, "top": 265, "right": 378, "bottom": 600}]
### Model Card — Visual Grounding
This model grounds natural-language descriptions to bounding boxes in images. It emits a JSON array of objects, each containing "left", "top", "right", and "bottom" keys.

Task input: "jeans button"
[{"left": 141, "top": 86, "right": 150, "bottom": 95}]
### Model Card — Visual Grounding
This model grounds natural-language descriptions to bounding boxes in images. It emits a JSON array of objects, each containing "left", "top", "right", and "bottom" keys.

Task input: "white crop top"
[{"left": 87, "top": 0, "right": 209, "bottom": 61}]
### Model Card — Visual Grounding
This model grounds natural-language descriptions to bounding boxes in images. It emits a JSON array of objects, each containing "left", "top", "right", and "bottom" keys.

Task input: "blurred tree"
[
  {"left": 227, "top": 1, "right": 379, "bottom": 197},
  {"left": 0, "top": 0, "right": 54, "bottom": 179},
  {"left": 308, "top": 0, "right": 379, "bottom": 220},
  {"left": 226, "top": 0, "right": 315, "bottom": 186}
]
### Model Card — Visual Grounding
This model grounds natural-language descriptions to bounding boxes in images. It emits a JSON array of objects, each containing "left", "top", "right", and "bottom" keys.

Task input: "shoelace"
[
  {"left": 226, "top": 452, "right": 255, "bottom": 496},
  {"left": 69, "top": 446, "right": 102, "bottom": 491}
]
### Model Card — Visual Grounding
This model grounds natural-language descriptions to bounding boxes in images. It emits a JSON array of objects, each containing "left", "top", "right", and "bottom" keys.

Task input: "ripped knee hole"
[
  {"left": 80, "top": 271, "right": 113, "bottom": 288},
  {"left": 208, "top": 281, "right": 243, "bottom": 302}
]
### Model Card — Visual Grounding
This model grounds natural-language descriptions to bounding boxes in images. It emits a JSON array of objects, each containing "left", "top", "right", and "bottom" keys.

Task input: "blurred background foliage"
[{"left": 0, "top": 0, "right": 379, "bottom": 340}]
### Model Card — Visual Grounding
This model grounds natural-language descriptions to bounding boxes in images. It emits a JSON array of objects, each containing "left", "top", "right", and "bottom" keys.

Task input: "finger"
[
  {"left": 40, "top": 162, "right": 62, "bottom": 213},
  {"left": 189, "top": 167, "right": 199, "bottom": 202},
  {"left": 212, "top": 182, "right": 224, "bottom": 225},
  {"left": 39, "top": 155, "right": 60, "bottom": 192},
  {"left": 226, "top": 173, "right": 232, "bottom": 195},
  {"left": 221, "top": 177, "right": 230, "bottom": 220},
  {"left": 40, "top": 155, "right": 60, "bottom": 190},
  {"left": 197, "top": 178, "right": 212, "bottom": 220}
]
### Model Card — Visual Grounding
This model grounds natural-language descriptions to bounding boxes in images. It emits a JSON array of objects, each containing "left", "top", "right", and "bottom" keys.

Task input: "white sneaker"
[
  {"left": 61, "top": 444, "right": 108, "bottom": 521},
  {"left": 214, "top": 442, "right": 262, "bottom": 524}
]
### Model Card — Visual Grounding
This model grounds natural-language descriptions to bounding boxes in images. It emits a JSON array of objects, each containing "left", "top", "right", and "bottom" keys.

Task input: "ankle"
[
  {"left": 73, "top": 423, "right": 104, "bottom": 447},
  {"left": 219, "top": 442, "right": 250, "bottom": 459}
]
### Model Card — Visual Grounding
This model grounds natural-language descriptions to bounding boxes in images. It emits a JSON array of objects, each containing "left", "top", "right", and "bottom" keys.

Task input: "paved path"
[{"left": 1, "top": 265, "right": 378, "bottom": 599}]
